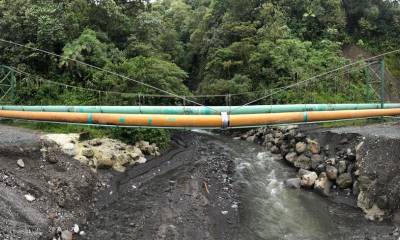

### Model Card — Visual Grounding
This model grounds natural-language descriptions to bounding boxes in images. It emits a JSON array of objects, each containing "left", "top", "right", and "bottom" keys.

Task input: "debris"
[
  {"left": 17, "top": 159, "right": 25, "bottom": 168},
  {"left": 24, "top": 194, "right": 35, "bottom": 202},
  {"left": 73, "top": 224, "right": 79, "bottom": 234},
  {"left": 61, "top": 230, "right": 73, "bottom": 240},
  {"left": 203, "top": 182, "right": 210, "bottom": 194}
]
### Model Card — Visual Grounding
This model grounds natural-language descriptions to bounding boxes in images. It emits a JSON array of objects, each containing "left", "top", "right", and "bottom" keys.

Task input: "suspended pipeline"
[
  {"left": 1, "top": 103, "right": 400, "bottom": 115},
  {"left": 0, "top": 107, "right": 399, "bottom": 129}
]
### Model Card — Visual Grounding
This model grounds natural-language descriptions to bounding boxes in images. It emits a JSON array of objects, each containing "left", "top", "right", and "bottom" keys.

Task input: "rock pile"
[
  {"left": 41, "top": 134, "right": 160, "bottom": 172},
  {"left": 53, "top": 224, "right": 84, "bottom": 240},
  {"left": 239, "top": 126, "right": 359, "bottom": 196}
]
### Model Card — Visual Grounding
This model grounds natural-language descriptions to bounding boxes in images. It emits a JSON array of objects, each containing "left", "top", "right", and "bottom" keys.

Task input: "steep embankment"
[
  {"left": 326, "top": 123, "right": 400, "bottom": 221},
  {"left": 238, "top": 122, "right": 400, "bottom": 223},
  {"left": 0, "top": 125, "right": 97, "bottom": 239},
  {"left": 342, "top": 44, "right": 400, "bottom": 101}
]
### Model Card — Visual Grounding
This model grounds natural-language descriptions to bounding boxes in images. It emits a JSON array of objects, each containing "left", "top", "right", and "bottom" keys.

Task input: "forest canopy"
[
  {"left": 0, "top": 0, "right": 399, "bottom": 105},
  {"left": 1, "top": 0, "right": 400, "bottom": 145}
]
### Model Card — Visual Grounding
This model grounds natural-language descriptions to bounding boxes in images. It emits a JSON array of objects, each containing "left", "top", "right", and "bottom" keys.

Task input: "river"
[{"left": 203, "top": 133, "right": 396, "bottom": 240}]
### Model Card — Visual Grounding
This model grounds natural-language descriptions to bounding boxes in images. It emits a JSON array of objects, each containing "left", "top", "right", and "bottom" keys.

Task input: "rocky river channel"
[{"left": 0, "top": 124, "right": 399, "bottom": 239}]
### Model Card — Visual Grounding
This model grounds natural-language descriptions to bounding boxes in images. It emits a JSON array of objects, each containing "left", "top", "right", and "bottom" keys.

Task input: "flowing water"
[{"left": 204, "top": 133, "right": 395, "bottom": 240}]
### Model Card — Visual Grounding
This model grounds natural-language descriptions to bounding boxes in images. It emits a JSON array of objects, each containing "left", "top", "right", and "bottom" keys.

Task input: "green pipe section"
[{"left": 1, "top": 103, "right": 400, "bottom": 115}]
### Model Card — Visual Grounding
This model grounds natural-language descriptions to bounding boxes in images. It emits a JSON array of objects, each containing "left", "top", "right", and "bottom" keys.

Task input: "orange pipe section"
[
  {"left": 0, "top": 110, "right": 222, "bottom": 128},
  {"left": 91, "top": 114, "right": 221, "bottom": 128},
  {"left": 229, "top": 108, "right": 400, "bottom": 127},
  {"left": 0, "top": 109, "right": 399, "bottom": 128}
]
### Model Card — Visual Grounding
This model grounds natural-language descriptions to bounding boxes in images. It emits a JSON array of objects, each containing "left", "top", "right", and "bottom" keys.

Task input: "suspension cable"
[
  {"left": 0, "top": 38, "right": 219, "bottom": 112},
  {"left": 232, "top": 49, "right": 400, "bottom": 111},
  {"left": 4, "top": 64, "right": 285, "bottom": 101}
]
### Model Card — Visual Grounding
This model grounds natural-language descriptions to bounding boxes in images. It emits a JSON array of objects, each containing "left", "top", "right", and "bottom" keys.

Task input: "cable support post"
[{"left": 228, "top": 93, "right": 232, "bottom": 114}]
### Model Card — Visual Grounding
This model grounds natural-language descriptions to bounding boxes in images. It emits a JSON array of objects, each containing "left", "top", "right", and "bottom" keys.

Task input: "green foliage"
[
  {"left": 60, "top": 29, "right": 124, "bottom": 78},
  {"left": 1, "top": 0, "right": 400, "bottom": 145},
  {"left": 3, "top": 120, "right": 171, "bottom": 149},
  {"left": 108, "top": 128, "right": 171, "bottom": 149},
  {"left": 93, "top": 56, "right": 191, "bottom": 105},
  {"left": 198, "top": 74, "right": 252, "bottom": 104},
  {"left": 385, "top": 54, "right": 400, "bottom": 79}
]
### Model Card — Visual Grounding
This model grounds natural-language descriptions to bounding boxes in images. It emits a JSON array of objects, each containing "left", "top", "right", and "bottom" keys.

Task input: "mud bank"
[
  {"left": 0, "top": 125, "right": 238, "bottom": 240},
  {"left": 0, "top": 125, "right": 97, "bottom": 239},
  {"left": 313, "top": 122, "right": 400, "bottom": 222}
]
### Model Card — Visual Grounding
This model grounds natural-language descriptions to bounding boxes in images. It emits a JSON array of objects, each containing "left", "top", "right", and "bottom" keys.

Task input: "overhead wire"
[
  {"left": 4, "top": 64, "right": 283, "bottom": 102},
  {"left": 0, "top": 38, "right": 220, "bottom": 112},
  {"left": 0, "top": 60, "right": 383, "bottom": 107},
  {"left": 233, "top": 49, "right": 400, "bottom": 111},
  {"left": 1, "top": 38, "right": 400, "bottom": 111}
]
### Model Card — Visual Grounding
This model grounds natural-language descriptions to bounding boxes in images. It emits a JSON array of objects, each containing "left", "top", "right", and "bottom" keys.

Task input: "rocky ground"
[
  {"left": 235, "top": 121, "right": 400, "bottom": 224},
  {"left": 3, "top": 121, "right": 400, "bottom": 240},
  {"left": 0, "top": 125, "right": 97, "bottom": 239},
  {"left": 80, "top": 132, "right": 238, "bottom": 239},
  {"left": 42, "top": 133, "right": 160, "bottom": 173},
  {"left": 0, "top": 125, "right": 238, "bottom": 240}
]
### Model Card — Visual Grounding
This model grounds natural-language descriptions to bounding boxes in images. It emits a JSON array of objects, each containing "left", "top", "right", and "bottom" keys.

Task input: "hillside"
[{"left": 342, "top": 44, "right": 400, "bottom": 101}]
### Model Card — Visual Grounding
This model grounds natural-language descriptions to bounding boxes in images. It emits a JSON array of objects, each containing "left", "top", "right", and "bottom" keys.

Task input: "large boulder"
[
  {"left": 294, "top": 155, "right": 311, "bottom": 170},
  {"left": 298, "top": 169, "right": 312, "bottom": 178},
  {"left": 285, "top": 152, "right": 297, "bottom": 164},
  {"left": 314, "top": 172, "right": 332, "bottom": 196},
  {"left": 307, "top": 139, "right": 320, "bottom": 154},
  {"left": 326, "top": 165, "right": 338, "bottom": 181},
  {"left": 357, "top": 191, "right": 386, "bottom": 221},
  {"left": 136, "top": 157, "right": 147, "bottom": 164},
  {"left": 336, "top": 173, "right": 353, "bottom": 189},
  {"left": 295, "top": 142, "right": 307, "bottom": 154},
  {"left": 42, "top": 134, "right": 153, "bottom": 173},
  {"left": 311, "top": 154, "right": 323, "bottom": 169},
  {"left": 41, "top": 134, "right": 80, "bottom": 156},
  {"left": 300, "top": 171, "right": 318, "bottom": 188}
]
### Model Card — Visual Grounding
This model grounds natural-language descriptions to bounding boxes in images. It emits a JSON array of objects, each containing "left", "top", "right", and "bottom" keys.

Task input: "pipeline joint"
[{"left": 221, "top": 112, "right": 230, "bottom": 129}]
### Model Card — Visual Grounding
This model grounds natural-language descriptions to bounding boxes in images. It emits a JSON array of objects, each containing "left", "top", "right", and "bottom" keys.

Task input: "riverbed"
[
  {"left": 0, "top": 125, "right": 396, "bottom": 239},
  {"left": 222, "top": 133, "right": 396, "bottom": 240}
]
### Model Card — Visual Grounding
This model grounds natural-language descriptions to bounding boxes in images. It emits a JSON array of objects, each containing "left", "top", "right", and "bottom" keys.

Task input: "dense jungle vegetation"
[{"left": 0, "top": 0, "right": 400, "bottom": 144}]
